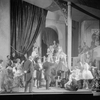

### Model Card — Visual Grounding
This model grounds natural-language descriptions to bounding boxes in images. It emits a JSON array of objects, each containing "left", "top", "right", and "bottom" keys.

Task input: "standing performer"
[
  {"left": 82, "top": 61, "right": 94, "bottom": 89},
  {"left": 34, "top": 58, "right": 42, "bottom": 88},
  {"left": 42, "top": 58, "right": 54, "bottom": 90},
  {"left": 23, "top": 56, "right": 34, "bottom": 92}
]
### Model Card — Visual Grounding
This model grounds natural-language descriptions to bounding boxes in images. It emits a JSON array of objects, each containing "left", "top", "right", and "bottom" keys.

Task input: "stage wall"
[
  {"left": 46, "top": 11, "right": 66, "bottom": 53},
  {"left": 0, "top": 0, "right": 10, "bottom": 60},
  {"left": 81, "top": 20, "right": 99, "bottom": 48}
]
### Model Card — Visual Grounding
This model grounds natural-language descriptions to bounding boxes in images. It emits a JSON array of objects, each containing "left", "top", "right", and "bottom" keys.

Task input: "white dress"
[
  {"left": 82, "top": 63, "right": 93, "bottom": 80},
  {"left": 13, "top": 63, "right": 23, "bottom": 78}
]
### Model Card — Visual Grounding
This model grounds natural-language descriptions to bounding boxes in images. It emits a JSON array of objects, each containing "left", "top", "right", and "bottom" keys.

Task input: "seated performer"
[
  {"left": 64, "top": 74, "right": 79, "bottom": 91},
  {"left": 64, "top": 68, "right": 80, "bottom": 91}
]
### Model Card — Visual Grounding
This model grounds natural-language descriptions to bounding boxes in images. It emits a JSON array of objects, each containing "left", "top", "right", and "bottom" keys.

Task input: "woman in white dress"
[{"left": 82, "top": 61, "right": 94, "bottom": 89}]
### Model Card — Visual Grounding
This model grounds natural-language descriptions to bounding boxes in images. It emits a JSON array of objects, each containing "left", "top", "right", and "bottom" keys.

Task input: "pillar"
[{"left": 67, "top": 2, "right": 72, "bottom": 70}]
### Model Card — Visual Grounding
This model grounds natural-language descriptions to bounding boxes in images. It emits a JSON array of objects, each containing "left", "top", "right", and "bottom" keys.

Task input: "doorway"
[{"left": 41, "top": 27, "right": 59, "bottom": 58}]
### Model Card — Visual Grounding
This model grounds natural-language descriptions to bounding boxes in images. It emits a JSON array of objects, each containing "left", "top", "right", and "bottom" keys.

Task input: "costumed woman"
[
  {"left": 13, "top": 59, "right": 24, "bottom": 87},
  {"left": 82, "top": 60, "right": 94, "bottom": 89},
  {"left": 1, "top": 60, "right": 14, "bottom": 92},
  {"left": 64, "top": 67, "right": 79, "bottom": 91}
]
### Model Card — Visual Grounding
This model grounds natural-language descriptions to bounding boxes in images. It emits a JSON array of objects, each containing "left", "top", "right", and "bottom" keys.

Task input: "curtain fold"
[{"left": 10, "top": 0, "right": 47, "bottom": 58}]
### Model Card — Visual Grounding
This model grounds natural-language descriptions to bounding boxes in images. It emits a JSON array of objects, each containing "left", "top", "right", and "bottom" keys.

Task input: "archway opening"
[{"left": 41, "top": 27, "right": 59, "bottom": 58}]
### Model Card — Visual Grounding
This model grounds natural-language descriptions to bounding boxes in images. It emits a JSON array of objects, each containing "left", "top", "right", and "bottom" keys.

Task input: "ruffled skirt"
[{"left": 82, "top": 70, "right": 94, "bottom": 79}]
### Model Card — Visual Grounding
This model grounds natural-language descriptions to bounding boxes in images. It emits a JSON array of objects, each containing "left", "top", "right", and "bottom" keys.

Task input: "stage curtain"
[{"left": 10, "top": 0, "right": 47, "bottom": 58}]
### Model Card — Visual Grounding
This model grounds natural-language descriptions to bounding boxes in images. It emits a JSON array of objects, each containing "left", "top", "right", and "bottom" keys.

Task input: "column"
[{"left": 67, "top": 2, "right": 72, "bottom": 70}]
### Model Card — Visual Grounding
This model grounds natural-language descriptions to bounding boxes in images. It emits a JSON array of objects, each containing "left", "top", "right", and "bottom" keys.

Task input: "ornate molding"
[{"left": 54, "top": 0, "right": 68, "bottom": 19}]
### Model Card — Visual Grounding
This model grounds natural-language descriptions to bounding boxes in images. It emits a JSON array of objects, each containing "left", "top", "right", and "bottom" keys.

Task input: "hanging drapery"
[{"left": 10, "top": 0, "right": 47, "bottom": 58}]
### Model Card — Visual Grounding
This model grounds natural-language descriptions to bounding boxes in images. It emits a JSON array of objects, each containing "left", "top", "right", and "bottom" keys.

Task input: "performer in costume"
[
  {"left": 6, "top": 55, "right": 13, "bottom": 68},
  {"left": 42, "top": 58, "right": 54, "bottom": 90},
  {"left": 31, "top": 43, "right": 39, "bottom": 59},
  {"left": 23, "top": 56, "right": 34, "bottom": 92},
  {"left": 31, "top": 44, "right": 39, "bottom": 87},
  {"left": 64, "top": 68, "right": 79, "bottom": 91},
  {"left": 82, "top": 61, "right": 94, "bottom": 89},
  {"left": 34, "top": 58, "right": 42, "bottom": 88}
]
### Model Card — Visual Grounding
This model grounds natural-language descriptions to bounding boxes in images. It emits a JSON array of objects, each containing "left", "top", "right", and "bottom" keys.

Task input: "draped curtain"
[{"left": 10, "top": 0, "right": 47, "bottom": 58}]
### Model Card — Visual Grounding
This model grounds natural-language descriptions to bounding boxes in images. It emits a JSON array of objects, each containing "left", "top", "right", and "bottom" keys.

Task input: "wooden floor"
[{"left": 0, "top": 86, "right": 93, "bottom": 95}]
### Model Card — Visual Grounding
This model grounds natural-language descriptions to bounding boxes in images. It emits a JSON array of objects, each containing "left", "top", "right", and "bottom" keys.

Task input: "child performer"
[{"left": 82, "top": 60, "right": 94, "bottom": 89}]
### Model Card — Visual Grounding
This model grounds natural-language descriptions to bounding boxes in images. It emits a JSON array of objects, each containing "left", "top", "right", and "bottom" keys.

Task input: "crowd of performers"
[{"left": 0, "top": 42, "right": 100, "bottom": 93}]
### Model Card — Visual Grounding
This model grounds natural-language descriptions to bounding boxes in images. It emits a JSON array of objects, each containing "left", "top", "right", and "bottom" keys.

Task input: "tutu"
[
  {"left": 82, "top": 62, "right": 93, "bottom": 80},
  {"left": 82, "top": 70, "right": 93, "bottom": 79}
]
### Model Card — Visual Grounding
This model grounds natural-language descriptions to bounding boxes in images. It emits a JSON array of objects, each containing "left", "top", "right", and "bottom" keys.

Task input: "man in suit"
[
  {"left": 43, "top": 58, "right": 54, "bottom": 90},
  {"left": 23, "top": 56, "right": 34, "bottom": 92},
  {"left": 34, "top": 57, "right": 42, "bottom": 88}
]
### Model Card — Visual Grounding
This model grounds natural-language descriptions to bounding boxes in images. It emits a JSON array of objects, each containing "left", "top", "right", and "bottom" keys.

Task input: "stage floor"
[{"left": 10, "top": 86, "right": 92, "bottom": 94}]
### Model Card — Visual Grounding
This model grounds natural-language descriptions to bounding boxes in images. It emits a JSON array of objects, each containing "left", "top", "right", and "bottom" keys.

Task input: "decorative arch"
[{"left": 41, "top": 26, "right": 59, "bottom": 57}]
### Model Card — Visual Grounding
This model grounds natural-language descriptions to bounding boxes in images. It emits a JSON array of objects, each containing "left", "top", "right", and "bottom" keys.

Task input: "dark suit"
[
  {"left": 34, "top": 64, "right": 42, "bottom": 88},
  {"left": 23, "top": 59, "right": 34, "bottom": 92},
  {"left": 43, "top": 61, "right": 54, "bottom": 89}
]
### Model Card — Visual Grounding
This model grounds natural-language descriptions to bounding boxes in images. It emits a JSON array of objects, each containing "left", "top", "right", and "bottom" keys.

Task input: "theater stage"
[{"left": 0, "top": 87, "right": 93, "bottom": 95}]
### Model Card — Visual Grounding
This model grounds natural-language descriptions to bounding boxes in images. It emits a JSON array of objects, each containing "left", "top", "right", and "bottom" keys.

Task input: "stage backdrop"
[{"left": 81, "top": 20, "right": 99, "bottom": 49}]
